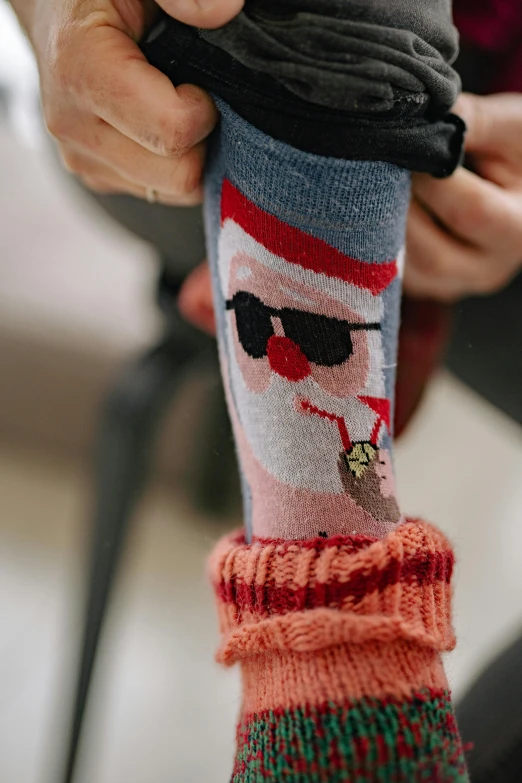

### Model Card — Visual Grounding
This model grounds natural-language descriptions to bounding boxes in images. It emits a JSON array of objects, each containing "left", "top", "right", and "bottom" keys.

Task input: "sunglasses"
[{"left": 226, "top": 291, "right": 380, "bottom": 367}]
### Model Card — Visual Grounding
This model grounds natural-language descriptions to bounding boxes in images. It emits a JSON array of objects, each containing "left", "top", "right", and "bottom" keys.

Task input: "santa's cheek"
[
  {"left": 311, "top": 331, "right": 370, "bottom": 398},
  {"left": 231, "top": 315, "right": 272, "bottom": 393}
]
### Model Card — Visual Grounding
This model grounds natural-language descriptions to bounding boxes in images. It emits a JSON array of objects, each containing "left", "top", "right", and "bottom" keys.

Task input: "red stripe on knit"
[
  {"left": 221, "top": 179, "right": 398, "bottom": 295},
  {"left": 252, "top": 534, "right": 378, "bottom": 551},
  {"left": 217, "top": 550, "right": 454, "bottom": 614}
]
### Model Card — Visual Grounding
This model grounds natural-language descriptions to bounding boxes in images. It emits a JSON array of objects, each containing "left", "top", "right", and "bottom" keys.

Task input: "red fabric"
[
  {"left": 221, "top": 179, "right": 398, "bottom": 295},
  {"left": 454, "top": 0, "right": 522, "bottom": 51},
  {"left": 266, "top": 335, "right": 311, "bottom": 381},
  {"left": 358, "top": 396, "right": 391, "bottom": 430},
  {"left": 216, "top": 549, "right": 454, "bottom": 614},
  {"left": 394, "top": 299, "right": 452, "bottom": 438},
  {"left": 455, "top": 0, "right": 522, "bottom": 92}
]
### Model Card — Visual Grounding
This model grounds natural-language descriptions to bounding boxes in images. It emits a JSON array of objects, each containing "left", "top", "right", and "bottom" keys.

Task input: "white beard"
[{"left": 227, "top": 336, "right": 378, "bottom": 494}]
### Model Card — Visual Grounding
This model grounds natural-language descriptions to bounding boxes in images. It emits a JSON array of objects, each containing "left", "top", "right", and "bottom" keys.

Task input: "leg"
[
  {"left": 145, "top": 3, "right": 468, "bottom": 779},
  {"left": 205, "top": 105, "right": 466, "bottom": 781},
  {"left": 205, "top": 102, "right": 407, "bottom": 541}
]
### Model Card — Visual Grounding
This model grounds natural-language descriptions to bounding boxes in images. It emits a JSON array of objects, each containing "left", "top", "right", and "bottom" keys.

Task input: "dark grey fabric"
[
  {"left": 200, "top": 0, "right": 460, "bottom": 117},
  {"left": 143, "top": 18, "right": 464, "bottom": 176}
]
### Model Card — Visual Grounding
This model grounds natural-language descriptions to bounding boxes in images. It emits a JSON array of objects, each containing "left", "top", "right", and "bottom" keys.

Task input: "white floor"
[
  {"left": 1, "top": 40, "right": 522, "bottom": 783},
  {"left": 1, "top": 376, "right": 522, "bottom": 783}
]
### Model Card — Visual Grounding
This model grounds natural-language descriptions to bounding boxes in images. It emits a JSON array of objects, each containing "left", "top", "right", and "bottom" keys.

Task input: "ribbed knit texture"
[{"left": 210, "top": 520, "right": 469, "bottom": 782}]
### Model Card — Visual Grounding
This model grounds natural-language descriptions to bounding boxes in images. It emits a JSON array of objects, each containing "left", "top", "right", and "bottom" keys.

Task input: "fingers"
[
  {"left": 61, "top": 117, "right": 206, "bottom": 195},
  {"left": 405, "top": 200, "right": 512, "bottom": 300},
  {"left": 50, "top": 25, "right": 218, "bottom": 157},
  {"left": 60, "top": 145, "right": 203, "bottom": 205},
  {"left": 413, "top": 169, "right": 522, "bottom": 253},
  {"left": 156, "top": 0, "right": 245, "bottom": 29},
  {"left": 178, "top": 261, "right": 216, "bottom": 334},
  {"left": 454, "top": 92, "right": 522, "bottom": 157},
  {"left": 403, "top": 263, "right": 465, "bottom": 302},
  {"left": 407, "top": 91, "right": 522, "bottom": 301}
]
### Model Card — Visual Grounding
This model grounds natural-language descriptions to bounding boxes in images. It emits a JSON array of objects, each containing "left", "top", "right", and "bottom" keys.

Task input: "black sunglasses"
[{"left": 226, "top": 291, "right": 380, "bottom": 367}]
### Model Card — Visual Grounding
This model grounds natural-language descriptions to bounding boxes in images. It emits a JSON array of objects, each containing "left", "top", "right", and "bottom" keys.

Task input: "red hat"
[{"left": 221, "top": 179, "right": 398, "bottom": 297}]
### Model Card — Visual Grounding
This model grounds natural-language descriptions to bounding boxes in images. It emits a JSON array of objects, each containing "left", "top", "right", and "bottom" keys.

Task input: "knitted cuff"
[
  {"left": 210, "top": 521, "right": 468, "bottom": 782},
  {"left": 211, "top": 519, "right": 455, "bottom": 665}
]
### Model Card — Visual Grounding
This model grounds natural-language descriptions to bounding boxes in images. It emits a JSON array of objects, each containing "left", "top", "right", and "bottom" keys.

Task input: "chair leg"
[
  {"left": 456, "top": 632, "right": 522, "bottom": 783},
  {"left": 61, "top": 325, "right": 208, "bottom": 783},
  {"left": 188, "top": 365, "right": 241, "bottom": 517}
]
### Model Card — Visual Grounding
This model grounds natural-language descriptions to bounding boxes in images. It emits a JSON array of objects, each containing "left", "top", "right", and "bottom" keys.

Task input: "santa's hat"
[{"left": 219, "top": 179, "right": 402, "bottom": 322}]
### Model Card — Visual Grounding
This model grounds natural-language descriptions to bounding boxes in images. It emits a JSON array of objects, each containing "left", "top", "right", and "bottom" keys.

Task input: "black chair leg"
[
  {"left": 61, "top": 324, "right": 207, "bottom": 783},
  {"left": 456, "top": 632, "right": 522, "bottom": 783}
]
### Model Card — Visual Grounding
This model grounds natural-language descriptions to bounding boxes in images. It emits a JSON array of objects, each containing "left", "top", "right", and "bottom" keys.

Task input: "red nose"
[{"left": 266, "top": 335, "right": 311, "bottom": 382}]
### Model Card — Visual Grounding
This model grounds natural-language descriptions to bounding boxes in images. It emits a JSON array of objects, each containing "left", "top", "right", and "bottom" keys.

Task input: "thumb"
[
  {"left": 454, "top": 92, "right": 522, "bottom": 155},
  {"left": 156, "top": 0, "right": 244, "bottom": 29}
]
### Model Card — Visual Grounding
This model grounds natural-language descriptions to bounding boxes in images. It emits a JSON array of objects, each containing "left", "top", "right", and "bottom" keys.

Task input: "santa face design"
[
  {"left": 218, "top": 180, "right": 401, "bottom": 533},
  {"left": 227, "top": 253, "right": 373, "bottom": 399}
]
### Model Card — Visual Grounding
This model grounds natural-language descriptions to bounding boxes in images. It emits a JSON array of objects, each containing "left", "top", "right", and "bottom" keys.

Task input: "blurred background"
[{"left": 1, "top": 3, "right": 522, "bottom": 783}]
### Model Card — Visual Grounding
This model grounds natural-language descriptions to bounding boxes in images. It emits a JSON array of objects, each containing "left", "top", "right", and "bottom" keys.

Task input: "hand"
[
  {"left": 13, "top": 0, "right": 243, "bottom": 204},
  {"left": 178, "top": 260, "right": 216, "bottom": 334},
  {"left": 405, "top": 92, "right": 522, "bottom": 301}
]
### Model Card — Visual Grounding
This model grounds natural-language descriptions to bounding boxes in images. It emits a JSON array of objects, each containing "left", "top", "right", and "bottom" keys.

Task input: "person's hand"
[
  {"left": 13, "top": 0, "right": 243, "bottom": 204},
  {"left": 178, "top": 260, "right": 216, "bottom": 334},
  {"left": 405, "top": 92, "right": 522, "bottom": 301}
]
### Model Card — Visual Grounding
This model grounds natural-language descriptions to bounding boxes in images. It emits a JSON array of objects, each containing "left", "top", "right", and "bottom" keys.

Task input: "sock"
[
  {"left": 204, "top": 101, "right": 467, "bottom": 782},
  {"left": 205, "top": 99, "right": 408, "bottom": 542},
  {"left": 210, "top": 521, "right": 468, "bottom": 782}
]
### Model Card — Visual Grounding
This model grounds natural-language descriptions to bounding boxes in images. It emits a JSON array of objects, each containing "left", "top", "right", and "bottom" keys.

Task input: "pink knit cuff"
[{"left": 209, "top": 520, "right": 455, "bottom": 664}]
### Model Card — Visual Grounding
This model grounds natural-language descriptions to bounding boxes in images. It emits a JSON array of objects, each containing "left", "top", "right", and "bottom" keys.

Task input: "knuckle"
[
  {"left": 60, "top": 149, "right": 82, "bottom": 174},
  {"left": 81, "top": 176, "right": 114, "bottom": 194},
  {"left": 474, "top": 267, "right": 512, "bottom": 295},
  {"left": 158, "top": 117, "right": 196, "bottom": 158},
  {"left": 409, "top": 249, "right": 444, "bottom": 277},
  {"left": 48, "top": 26, "right": 103, "bottom": 105},
  {"left": 60, "top": 149, "right": 95, "bottom": 179},
  {"left": 45, "top": 109, "right": 74, "bottom": 141},
  {"left": 176, "top": 157, "right": 203, "bottom": 195},
  {"left": 48, "top": 29, "right": 79, "bottom": 93}
]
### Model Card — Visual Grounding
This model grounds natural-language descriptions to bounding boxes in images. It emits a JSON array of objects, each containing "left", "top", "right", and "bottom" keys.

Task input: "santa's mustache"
[{"left": 229, "top": 356, "right": 376, "bottom": 447}]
